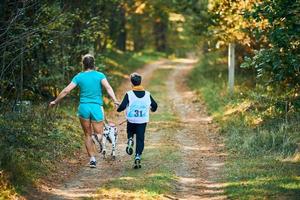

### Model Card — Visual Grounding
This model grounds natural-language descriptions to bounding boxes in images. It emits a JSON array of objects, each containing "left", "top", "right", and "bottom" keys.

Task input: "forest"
[{"left": 1, "top": 0, "right": 299, "bottom": 199}]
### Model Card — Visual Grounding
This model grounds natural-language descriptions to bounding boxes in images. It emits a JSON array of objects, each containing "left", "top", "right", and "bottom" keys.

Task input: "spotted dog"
[{"left": 92, "top": 122, "right": 118, "bottom": 160}]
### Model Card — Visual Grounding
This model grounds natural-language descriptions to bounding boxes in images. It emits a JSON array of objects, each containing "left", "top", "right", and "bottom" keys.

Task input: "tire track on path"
[{"left": 165, "top": 58, "right": 227, "bottom": 200}]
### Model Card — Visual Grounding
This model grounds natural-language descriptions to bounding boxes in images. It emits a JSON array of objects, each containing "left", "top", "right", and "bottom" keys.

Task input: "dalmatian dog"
[{"left": 92, "top": 122, "right": 118, "bottom": 160}]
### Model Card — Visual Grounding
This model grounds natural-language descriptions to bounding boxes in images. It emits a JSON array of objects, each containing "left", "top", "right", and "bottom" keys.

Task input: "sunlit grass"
[
  {"left": 225, "top": 156, "right": 300, "bottom": 199},
  {"left": 97, "top": 145, "right": 178, "bottom": 199},
  {"left": 149, "top": 68, "right": 179, "bottom": 122},
  {"left": 0, "top": 172, "right": 22, "bottom": 200}
]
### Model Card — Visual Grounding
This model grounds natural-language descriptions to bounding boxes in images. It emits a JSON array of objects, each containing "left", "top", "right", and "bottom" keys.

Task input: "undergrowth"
[
  {"left": 188, "top": 51, "right": 300, "bottom": 199},
  {"left": 188, "top": 51, "right": 299, "bottom": 157},
  {"left": 0, "top": 105, "right": 81, "bottom": 195}
]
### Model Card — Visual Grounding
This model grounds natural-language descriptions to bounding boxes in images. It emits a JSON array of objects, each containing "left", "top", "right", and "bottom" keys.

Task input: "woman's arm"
[
  {"left": 101, "top": 78, "right": 119, "bottom": 106},
  {"left": 49, "top": 82, "right": 77, "bottom": 106}
]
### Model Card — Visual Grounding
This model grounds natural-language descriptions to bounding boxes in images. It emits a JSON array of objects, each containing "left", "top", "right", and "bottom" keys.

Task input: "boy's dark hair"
[
  {"left": 82, "top": 54, "right": 95, "bottom": 70},
  {"left": 130, "top": 73, "right": 142, "bottom": 86}
]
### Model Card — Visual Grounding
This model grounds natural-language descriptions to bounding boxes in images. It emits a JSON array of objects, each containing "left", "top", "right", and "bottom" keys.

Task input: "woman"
[{"left": 49, "top": 54, "right": 119, "bottom": 168}]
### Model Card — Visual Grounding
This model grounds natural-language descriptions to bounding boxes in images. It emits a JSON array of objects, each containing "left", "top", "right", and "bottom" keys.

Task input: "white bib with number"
[{"left": 126, "top": 90, "right": 151, "bottom": 124}]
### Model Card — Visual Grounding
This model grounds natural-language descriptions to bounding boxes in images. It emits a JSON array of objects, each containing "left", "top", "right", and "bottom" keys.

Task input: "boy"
[{"left": 117, "top": 72, "right": 157, "bottom": 168}]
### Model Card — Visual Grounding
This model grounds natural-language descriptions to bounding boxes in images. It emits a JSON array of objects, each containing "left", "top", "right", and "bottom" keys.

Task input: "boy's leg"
[
  {"left": 133, "top": 123, "right": 146, "bottom": 169},
  {"left": 127, "top": 122, "right": 135, "bottom": 139},
  {"left": 126, "top": 122, "right": 135, "bottom": 155},
  {"left": 135, "top": 123, "right": 147, "bottom": 158}
]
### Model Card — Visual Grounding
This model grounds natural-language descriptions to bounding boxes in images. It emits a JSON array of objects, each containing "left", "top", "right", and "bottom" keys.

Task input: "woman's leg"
[
  {"left": 79, "top": 118, "right": 95, "bottom": 157},
  {"left": 91, "top": 121, "right": 104, "bottom": 141},
  {"left": 91, "top": 105, "right": 104, "bottom": 140}
]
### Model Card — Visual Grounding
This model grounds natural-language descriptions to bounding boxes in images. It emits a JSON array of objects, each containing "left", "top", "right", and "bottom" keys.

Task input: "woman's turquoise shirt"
[{"left": 71, "top": 71, "right": 106, "bottom": 105}]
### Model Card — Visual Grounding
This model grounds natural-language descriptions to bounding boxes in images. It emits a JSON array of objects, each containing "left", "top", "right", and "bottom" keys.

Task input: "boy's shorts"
[{"left": 78, "top": 103, "right": 104, "bottom": 122}]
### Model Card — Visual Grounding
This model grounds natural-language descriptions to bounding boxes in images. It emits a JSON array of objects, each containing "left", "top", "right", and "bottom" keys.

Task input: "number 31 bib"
[{"left": 126, "top": 90, "right": 151, "bottom": 124}]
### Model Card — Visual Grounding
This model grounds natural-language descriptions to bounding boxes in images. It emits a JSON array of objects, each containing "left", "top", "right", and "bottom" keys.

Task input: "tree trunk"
[
  {"left": 228, "top": 43, "right": 235, "bottom": 95},
  {"left": 133, "top": 15, "right": 145, "bottom": 51},
  {"left": 153, "top": 13, "right": 168, "bottom": 52},
  {"left": 116, "top": 6, "right": 126, "bottom": 51}
]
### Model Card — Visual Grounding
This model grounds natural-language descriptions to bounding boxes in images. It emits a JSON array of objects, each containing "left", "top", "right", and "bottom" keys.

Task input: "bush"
[
  {"left": 188, "top": 51, "right": 300, "bottom": 156},
  {"left": 0, "top": 104, "right": 82, "bottom": 185}
]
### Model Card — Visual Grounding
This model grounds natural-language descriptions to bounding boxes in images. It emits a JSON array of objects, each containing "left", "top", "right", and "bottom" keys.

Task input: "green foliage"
[
  {"left": 188, "top": 51, "right": 299, "bottom": 156},
  {"left": 1, "top": 0, "right": 120, "bottom": 105},
  {"left": 242, "top": 0, "right": 300, "bottom": 90},
  {"left": 188, "top": 51, "right": 300, "bottom": 199},
  {"left": 173, "top": 0, "right": 211, "bottom": 36},
  {"left": 188, "top": 51, "right": 228, "bottom": 114},
  {"left": 184, "top": 0, "right": 299, "bottom": 100},
  {"left": 0, "top": 0, "right": 190, "bottom": 111},
  {"left": 0, "top": 105, "right": 81, "bottom": 186}
]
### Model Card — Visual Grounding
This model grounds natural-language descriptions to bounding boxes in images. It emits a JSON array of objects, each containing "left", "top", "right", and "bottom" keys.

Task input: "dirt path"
[
  {"left": 167, "top": 59, "right": 227, "bottom": 200},
  {"left": 31, "top": 58, "right": 226, "bottom": 199}
]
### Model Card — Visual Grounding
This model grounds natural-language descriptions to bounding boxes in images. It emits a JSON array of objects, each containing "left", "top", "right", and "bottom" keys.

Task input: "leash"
[
  {"left": 118, "top": 119, "right": 127, "bottom": 126},
  {"left": 102, "top": 106, "right": 127, "bottom": 126}
]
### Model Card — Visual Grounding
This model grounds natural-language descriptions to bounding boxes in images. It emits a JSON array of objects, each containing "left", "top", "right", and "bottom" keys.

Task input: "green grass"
[
  {"left": 226, "top": 156, "right": 300, "bottom": 200},
  {"left": 149, "top": 69, "right": 179, "bottom": 122},
  {"left": 0, "top": 50, "right": 165, "bottom": 199},
  {"left": 97, "top": 143, "right": 179, "bottom": 199},
  {"left": 188, "top": 51, "right": 300, "bottom": 199},
  {"left": 96, "top": 68, "right": 181, "bottom": 199},
  {"left": 0, "top": 105, "right": 82, "bottom": 193}
]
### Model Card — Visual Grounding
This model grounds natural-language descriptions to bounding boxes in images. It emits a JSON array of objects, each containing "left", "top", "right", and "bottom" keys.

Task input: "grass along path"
[{"left": 188, "top": 52, "right": 300, "bottom": 199}]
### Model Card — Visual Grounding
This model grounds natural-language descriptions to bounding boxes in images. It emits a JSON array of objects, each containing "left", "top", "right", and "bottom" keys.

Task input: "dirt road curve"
[{"left": 30, "top": 58, "right": 226, "bottom": 200}]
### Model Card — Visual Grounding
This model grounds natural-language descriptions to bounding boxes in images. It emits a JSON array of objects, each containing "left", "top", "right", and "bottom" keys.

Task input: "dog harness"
[{"left": 126, "top": 90, "right": 151, "bottom": 123}]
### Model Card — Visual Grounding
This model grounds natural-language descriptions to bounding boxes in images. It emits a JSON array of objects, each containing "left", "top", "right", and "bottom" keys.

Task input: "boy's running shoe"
[
  {"left": 134, "top": 155, "right": 141, "bottom": 169},
  {"left": 89, "top": 160, "right": 96, "bottom": 168},
  {"left": 126, "top": 138, "right": 134, "bottom": 155}
]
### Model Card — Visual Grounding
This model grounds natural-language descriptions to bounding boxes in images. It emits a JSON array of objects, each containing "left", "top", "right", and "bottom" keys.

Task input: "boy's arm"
[
  {"left": 117, "top": 93, "right": 129, "bottom": 112},
  {"left": 150, "top": 95, "right": 158, "bottom": 112}
]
